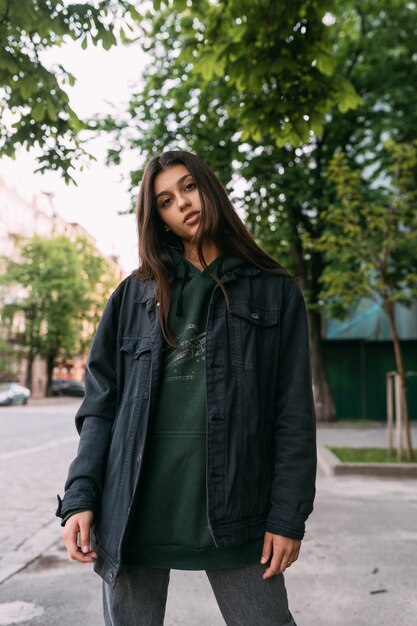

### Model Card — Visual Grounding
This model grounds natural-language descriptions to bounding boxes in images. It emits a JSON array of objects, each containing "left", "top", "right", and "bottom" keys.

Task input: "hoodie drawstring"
[
  {"left": 175, "top": 256, "right": 225, "bottom": 317},
  {"left": 176, "top": 261, "right": 190, "bottom": 317}
]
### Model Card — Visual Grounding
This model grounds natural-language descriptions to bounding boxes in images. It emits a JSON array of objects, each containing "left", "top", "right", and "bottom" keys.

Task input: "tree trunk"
[
  {"left": 45, "top": 354, "right": 55, "bottom": 397},
  {"left": 25, "top": 347, "right": 34, "bottom": 391},
  {"left": 308, "top": 309, "right": 337, "bottom": 422},
  {"left": 384, "top": 300, "right": 414, "bottom": 461},
  {"left": 288, "top": 226, "right": 336, "bottom": 422}
]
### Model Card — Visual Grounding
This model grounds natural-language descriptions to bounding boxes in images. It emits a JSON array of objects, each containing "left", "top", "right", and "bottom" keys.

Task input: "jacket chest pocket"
[
  {"left": 119, "top": 337, "right": 152, "bottom": 401},
  {"left": 228, "top": 303, "right": 280, "bottom": 371}
]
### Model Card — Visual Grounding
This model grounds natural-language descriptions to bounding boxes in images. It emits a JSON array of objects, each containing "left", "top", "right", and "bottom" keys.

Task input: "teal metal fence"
[{"left": 323, "top": 340, "right": 417, "bottom": 420}]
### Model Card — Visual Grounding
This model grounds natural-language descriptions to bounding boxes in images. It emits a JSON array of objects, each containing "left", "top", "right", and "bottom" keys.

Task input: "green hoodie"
[{"left": 123, "top": 248, "right": 264, "bottom": 569}]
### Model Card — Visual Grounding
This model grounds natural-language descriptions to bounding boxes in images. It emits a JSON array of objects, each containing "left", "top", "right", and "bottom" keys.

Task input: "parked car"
[
  {"left": 0, "top": 382, "right": 31, "bottom": 406},
  {"left": 51, "top": 380, "right": 85, "bottom": 397}
]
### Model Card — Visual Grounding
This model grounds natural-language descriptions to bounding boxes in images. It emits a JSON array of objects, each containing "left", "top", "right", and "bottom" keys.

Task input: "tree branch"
[{"left": 0, "top": 0, "right": 11, "bottom": 26}]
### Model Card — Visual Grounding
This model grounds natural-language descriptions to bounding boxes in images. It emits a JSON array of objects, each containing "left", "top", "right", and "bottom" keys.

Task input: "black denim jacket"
[{"left": 56, "top": 263, "right": 316, "bottom": 586}]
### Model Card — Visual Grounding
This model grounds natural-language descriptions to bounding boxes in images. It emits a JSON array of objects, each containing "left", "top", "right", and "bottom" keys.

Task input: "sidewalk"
[
  {"left": 28, "top": 396, "right": 79, "bottom": 406},
  {"left": 285, "top": 422, "right": 417, "bottom": 625},
  {"left": 0, "top": 419, "right": 416, "bottom": 625},
  {"left": 317, "top": 421, "right": 417, "bottom": 477},
  {"left": 317, "top": 420, "right": 417, "bottom": 449}
]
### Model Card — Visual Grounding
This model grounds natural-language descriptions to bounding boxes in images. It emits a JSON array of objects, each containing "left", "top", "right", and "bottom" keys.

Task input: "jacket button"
[
  {"left": 109, "top": 572, "right": 113, "bottom": 580},
  {"left": 251, "top": 312, "right": 259, "bottom": 319},
  {"left": 137, "top": 454, "right": 142, "bottom": 463}
]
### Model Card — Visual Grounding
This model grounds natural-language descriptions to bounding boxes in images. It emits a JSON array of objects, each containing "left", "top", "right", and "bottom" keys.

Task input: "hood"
[
  {"left": 166, "top": 246, "right": 247, "bottom": 316},
  {"left": 167, "top": 245, "right": 246, "bottom": 276}
]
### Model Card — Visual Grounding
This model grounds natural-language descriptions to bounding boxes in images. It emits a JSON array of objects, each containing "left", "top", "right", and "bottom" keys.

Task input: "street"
[
  {"left": 0, "top": 400, "right": 416, "bottom": 625},
  {"left": 0, "top": 399, "right": 78, "bottom": 585}
]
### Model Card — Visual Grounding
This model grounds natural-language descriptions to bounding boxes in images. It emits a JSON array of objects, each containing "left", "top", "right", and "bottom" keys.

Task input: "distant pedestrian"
[{"left": 58, "top": 149, "right": 316, "bottom": 625}]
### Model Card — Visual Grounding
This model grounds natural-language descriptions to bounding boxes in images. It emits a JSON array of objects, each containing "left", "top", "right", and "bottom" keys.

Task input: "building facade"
[{"left": 0, "top": 177, "right": 125, "bottom": 397}]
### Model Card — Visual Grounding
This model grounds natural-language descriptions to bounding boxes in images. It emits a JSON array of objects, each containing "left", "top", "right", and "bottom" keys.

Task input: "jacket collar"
[{"left": 133, "top": 263, "right": 262, "bottom": 304}]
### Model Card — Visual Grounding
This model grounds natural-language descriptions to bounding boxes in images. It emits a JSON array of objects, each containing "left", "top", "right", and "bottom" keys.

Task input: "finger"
[
  {"left": 77, "top": 523, "right": 97, "bottom": 561},
  {"left": 288, "top": 544, "right": 300, "bottom": 565},
  {"left": 260, "top": 534, "right": 273, "bottom": 565},
  {"left": 284, "top": 547, "right": 300, "bottom": 569},
  {"left": 279, "top": 555, "right": 292, "bottom": 573},
  {"left": 79, "top": 519, "right": 92, "bottom": 555},
  {"left": 263, "top": 550, "right": 287, "bottom": 580},
  {"left": 62, "top": 522, "right": 96, "bottom": 563},
  {"left": 63, "top": 524, "right": 83, "bottom": 561}
]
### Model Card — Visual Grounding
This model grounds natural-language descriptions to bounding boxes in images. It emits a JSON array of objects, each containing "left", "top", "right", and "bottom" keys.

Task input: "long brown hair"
[{"left": 135, "top": 149, "right": 282, "bottom": 346}]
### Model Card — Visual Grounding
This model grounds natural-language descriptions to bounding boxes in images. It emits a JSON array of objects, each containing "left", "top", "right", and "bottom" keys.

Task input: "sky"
[{"left": 0, "top": 37, "right": 150, "bottom": 274}]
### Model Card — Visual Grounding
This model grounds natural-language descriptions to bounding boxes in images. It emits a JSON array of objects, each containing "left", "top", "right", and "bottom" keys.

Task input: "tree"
[
  {"left": 99, "top": 0, "right": 362, "bottom": 420},
  {"left": 0, "top": 334, "right": 15, "bottom": 382},
  {"left": 0, "top": 0, "right": 140, "bottom": 183},
  {"left": 101, "top": 0, "right": 417, "bottom": 421},
  {"left": 218, "top": 0, "right": 417, "bottom": 422},
  {"left": 154, "top": 0, "right": 361, "bottom": 143},
  {"left": 101, "top": 0, "right": 361, "bottom": 177},
  {"left": 310, "top": 141, "right": 417, "bottom": 459},
  {"left": 0, "top": 234, "right": 117, "bottom": 394}
]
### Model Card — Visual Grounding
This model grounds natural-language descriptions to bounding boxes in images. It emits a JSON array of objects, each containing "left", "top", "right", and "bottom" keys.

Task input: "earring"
[{"left": 164, "top": 224, "right": 170, "bottom": 232}]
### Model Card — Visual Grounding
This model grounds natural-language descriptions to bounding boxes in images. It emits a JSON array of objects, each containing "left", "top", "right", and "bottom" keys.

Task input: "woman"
[{"left": 58, "top": 150, "right": 316, "bottom": 626}]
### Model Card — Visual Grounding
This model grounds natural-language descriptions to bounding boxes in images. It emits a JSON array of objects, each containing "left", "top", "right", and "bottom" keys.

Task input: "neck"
[{"left": 183, "top": 240, "right": 221, "bottom": 269}]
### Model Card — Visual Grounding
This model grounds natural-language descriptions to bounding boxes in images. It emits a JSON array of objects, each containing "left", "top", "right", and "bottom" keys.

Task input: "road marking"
[
  {"left": 0, "top": 602, "right": 44, "bottom": 625},
  {"left": 0, "top": 437, "right": 78, "bottom": 461}
]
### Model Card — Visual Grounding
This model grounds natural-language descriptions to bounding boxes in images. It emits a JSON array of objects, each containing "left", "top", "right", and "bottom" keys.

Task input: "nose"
[{"left": 178, "top": 191, "right": 191, "bottom": 211}]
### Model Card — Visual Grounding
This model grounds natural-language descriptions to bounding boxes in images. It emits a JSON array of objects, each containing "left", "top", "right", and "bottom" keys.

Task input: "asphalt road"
[{"left": 0, "top": 400, "right": 416, "bottom": 625}]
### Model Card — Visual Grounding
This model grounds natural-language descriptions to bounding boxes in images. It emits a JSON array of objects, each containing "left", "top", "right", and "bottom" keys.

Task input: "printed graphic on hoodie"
[{"left": 164, "top": 323, "right": 206, "bottom": 379}]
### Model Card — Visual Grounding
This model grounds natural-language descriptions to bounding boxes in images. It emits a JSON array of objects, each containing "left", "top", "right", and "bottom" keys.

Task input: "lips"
[{"left": 183, "top": 211, "right": 200, "bottom": 224}]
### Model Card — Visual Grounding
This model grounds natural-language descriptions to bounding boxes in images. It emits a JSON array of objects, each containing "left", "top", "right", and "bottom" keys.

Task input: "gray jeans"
[{"left": 102, "top": 564, "right": 297, "bottom": 626}]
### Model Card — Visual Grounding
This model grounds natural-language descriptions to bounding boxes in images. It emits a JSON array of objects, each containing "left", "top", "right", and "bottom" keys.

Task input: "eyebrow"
[{"left": 155, "top": 173, "right": 193, "bottom": 201}]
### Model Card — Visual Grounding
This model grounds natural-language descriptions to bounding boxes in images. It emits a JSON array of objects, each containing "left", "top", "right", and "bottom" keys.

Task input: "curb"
[
  {"left": 317, "top": 446, "right": 417, "bottom": 478},
  {"left": 28, "top": 397, "right": 80, "bottom": 406},
  {"left": 0, "top": 519, "right": 60, "bottom": 586}
]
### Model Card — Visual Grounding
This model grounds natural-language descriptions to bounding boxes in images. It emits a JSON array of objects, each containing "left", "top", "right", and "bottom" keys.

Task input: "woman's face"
[{"left": 154, "top": 164, "right": 203, "bottom": 243}]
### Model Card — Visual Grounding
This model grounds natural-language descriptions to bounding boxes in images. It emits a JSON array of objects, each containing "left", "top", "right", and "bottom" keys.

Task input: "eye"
[
  {"left": 160, "top": 197, "right": 171, "bottom": 208},
  {"left": 185, "top": 181, "right": 196, "bottom": 191}
]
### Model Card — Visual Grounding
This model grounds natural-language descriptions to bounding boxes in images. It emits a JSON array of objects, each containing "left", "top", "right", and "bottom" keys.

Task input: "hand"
[
  {"left": 260, "top": 532, "right": 301, "bottom": 580},
  {"left": 61, "top": 511, "right": 97, "bottom": 563}
]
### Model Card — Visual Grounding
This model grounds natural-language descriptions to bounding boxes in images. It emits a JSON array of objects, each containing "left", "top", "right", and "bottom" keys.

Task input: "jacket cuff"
[
  {"left": 56, "top": 478, "right": 98, "bottom": 521},
  {"left": 264, "top": 521, "right": 304, "bottom": 541},
  {"left": 60, "top": 509, "right": 91, "bottom": 527},
  {"left": 265, "top": 504, "right": 307, "bottom": 540}
]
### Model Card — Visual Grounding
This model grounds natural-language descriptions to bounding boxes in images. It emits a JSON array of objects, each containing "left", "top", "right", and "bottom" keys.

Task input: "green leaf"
[
  {"left": 129, "top": 5, "right": 144, "bottom": 22},
  {"left": 309, "top": 111, "right": 324, "bottom": 136},
  {"left": 101, "top": 29, "right": 117, "bottom": 51},
  {"left": 315, "top": 51, "right": 338, "bottom": 76},
  {"left": 335, "top": 77, "right": 363, "bottom": 113},
  {"left": 46, "top": 98, "right": 58, "bottom": 122},
  {"left": 19, "top": 78, "right": 34, "bottom": 100},
  {"left": 32, "top": 102, "right": 46, "bottom": 122},
  {"left": 193, "top": 54, "right": 218, "bottom": 81}
]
